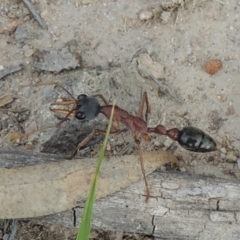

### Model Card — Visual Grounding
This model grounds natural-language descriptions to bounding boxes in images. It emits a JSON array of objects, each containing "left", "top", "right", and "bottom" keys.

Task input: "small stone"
[
  {"left": 220, "top": 153, "right": 226, "bottom": 159},
  {"left": 24, "top": 142, "right": 34, "bottom": 151},
  {"left": 139, "top": 11, "right": 153, "bottom": 21},
  {"left": 106, "top": 143, "right": 111, "bottom": 151},
  {"left": 163, "top": 138, "right": 173, "bottom": 148},
  {"left": 116, "top": 138, "right": 124, "bottom": 146},
  {"left": 34, "top": 40, "right": 80, "bottom": 72},
  {"left": 15, "top": 24, "right": 30, "bottom": 42},
  {"left": 180, "top": 167, "right": 186, "bottom": 172},
  {"left": 137, "top": 53, "right": 165, "bottom": 79},
  {"left": 220, "top": 147, "right": 227, "bottom": 154},
  {"left": 33, "top": 77, "right": 41, "bottom": 84},
  {"left": 0, "top": 95, "right": 15, "bottom": 107},
  {"left": 203, "top": 59, "right": 222, "bottom": 75},
  {"left": 188, "top": 55, "right": 197, "bottom": 63},
  {"left": 160, "top": 166, "right": 166, "bottom": 171},
  {"left": 217, "top": 94, "right": 227, "bottom": 102},
  {"left": 0, "top": 16, "right": 18, "bottom": 35},
  {"left": 226, "top": 151, "right": 237, "bottom": 162},
  {"left": 226, "top": 106, "right": 235, "bottom": 116},
  {"left": 161, "top": 11, "right": 171, "bottom": 23},
  {"left": 24, "top": 49, "right": 34, "bottom": 57},
  {"left": 40, "top": 10, "right": 48, "bottom": 19},
  {"left": 7, "top": 132, "right": 22, "bottom": 144},
  {"left": 154, "top": 140, "right": 161, "bottom": 147},
  {"left": 190, "top": 160, "right": 197, "bottom": 166},
  {"left": 23, "top": 45, "right": 34, "bottom": 57}
]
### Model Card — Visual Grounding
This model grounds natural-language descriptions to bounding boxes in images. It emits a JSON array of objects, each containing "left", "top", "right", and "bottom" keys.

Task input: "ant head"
[{"left": 75, "top": 94, "right": 101, "bottom": 120}]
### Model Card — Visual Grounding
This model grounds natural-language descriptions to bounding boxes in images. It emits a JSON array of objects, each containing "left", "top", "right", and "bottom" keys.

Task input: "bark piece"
[
  {"left": 0, "top": 150, "right": 178, "bottom": 218},
  {"left": 38, "top": 171, "right": 240, "bottom": 239},
  {"left": 0, "top": 95, "right": 15, "bottom": 107}
]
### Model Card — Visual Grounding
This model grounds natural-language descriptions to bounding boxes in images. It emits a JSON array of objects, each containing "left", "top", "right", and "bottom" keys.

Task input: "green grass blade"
[{"left": 76, "top": 102, "right": 115, "bottom": 240}]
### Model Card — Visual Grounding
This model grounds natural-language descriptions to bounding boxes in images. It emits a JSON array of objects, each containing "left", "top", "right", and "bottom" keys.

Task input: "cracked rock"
[
  {"left": 33, "top": 40, "right": 80, "bottom": 72},
  {"left": 137, "top": 53, "right": 165, "bottom": 79}
]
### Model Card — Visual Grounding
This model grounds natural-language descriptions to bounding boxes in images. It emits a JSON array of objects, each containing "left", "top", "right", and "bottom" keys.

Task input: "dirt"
[{"left": 0, "top": 0, "right": 240, "bottom": 239}]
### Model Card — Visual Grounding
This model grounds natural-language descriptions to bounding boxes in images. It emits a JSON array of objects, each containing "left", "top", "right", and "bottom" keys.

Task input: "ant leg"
[
  {"left": 50, "top": 100, "right": 76, "bottom": 106},
  {"left": 22, "top": 93, "right": 77, "bottom": 138},
  {"left": 66, "top": 125, "right": 120, "bottom": 160},
  {"left": 91, "top": 94, "right": 109, "bottom": 105},
  {"left": 134, "top": 134, "right": 150, "bottom": 202},
  {"left": 50, "top": 99, "right": 76, "bottom": 114},
  {"left": 137, "top": 92, "right": 151, "bottom": 121},
  {"left": 22, "top": 108, "right": 75, "bottom": 138}
]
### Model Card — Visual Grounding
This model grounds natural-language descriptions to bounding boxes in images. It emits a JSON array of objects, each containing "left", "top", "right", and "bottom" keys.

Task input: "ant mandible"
[{"left": 24, "top": 83, "right": 217, "bottom": 202}]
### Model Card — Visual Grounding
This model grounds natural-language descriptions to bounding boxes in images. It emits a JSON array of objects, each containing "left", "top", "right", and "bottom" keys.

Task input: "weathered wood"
[
  {"left": 0, "top": 150, "right": 178, "bottom": 218},
  {"left": 37, "top": 171, "right": 240, "bottom": 239},
  {"left": 1, "top": 151, "right": 240, "bottom": 239},
  {"left": 0, "top": 150, "right": 61, "bottom": 168}
]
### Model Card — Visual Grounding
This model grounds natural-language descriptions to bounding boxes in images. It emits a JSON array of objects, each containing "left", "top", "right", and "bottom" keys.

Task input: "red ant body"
[{"left": 24, "top": 84, "right": 217, "bottom": 201}]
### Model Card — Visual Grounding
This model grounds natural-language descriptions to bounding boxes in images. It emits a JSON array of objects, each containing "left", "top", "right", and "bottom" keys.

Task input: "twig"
[
  {"left": 22, "top": 0, "right": 47, "bottom": 29},
  {"left": 148, "top": 75, "right": 182, "bottom": 104}
]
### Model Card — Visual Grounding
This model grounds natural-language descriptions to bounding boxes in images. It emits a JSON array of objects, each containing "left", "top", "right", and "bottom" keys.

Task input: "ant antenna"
[{"left": 21, "top": 82, "right": 77, "bottom": 102}]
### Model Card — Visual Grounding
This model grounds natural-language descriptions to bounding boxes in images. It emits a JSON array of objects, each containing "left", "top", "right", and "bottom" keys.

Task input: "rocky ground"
[{"left": 0, "top": 0, "right": 240, "bottom": 239}]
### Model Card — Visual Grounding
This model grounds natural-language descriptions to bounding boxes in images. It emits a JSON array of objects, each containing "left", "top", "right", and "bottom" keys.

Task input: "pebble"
[
  {"left": 154, "top": 140, "right": 161, "bottom": 147},
  {"left": 226, "top": 106, "right": 235, "bottom": 116},
  {"left": 23, "top": 45, "right": 34, "bottom": 57},
  {"left": 15, "top": 24, "right": 30, "bottom": 42},
  {"left": 217, "top": 94, "right": 227, "bottom": 102},
  {"left": 137, "top": 53, "right": 165, "bottom": 79},
  {"left": 188, "top": 55, "right": 197, "bottom": 63},
  {"left": 24, "top": 48, "right": 34, "bottom": 57},
  {"left": 190, "top": 160, "right": 197, "bottom": 166},
  {"left": 33, "top": 40, "right": 80, "bottom": 72},
  {"left": 139, "top": 11, "right": 153, "bottom": 21},
  {"left": 226, "top": 151, "right": 237, "bottom": 162},
  {"left": 106, "top": 143, "right": 111, "bottom": 151},
  {"left": 24, "top": 142, "right": 34, "bottom": 151},
  {"left": 0, "top": 15, "right": 18, "bottom": 35},
  {"left": 161, "top": 11, "right": 171, "bottom": 23},
  {"left": 163, "top": 138, "right": 173, "bottom": 148},
  {"left": 220, "top": 147, "right": 227, "bottom": 154},
  {"left": 180, "top": 167, "right": 186, "bottom": 172},
  {"left": 160, "top": 166, "right": 166, "bottom": 171},
  {"left": 116, "top": 138, "right": 124, "bottom": 146},
  {"left": 220, "top": 153, "right": 226, "bottom": 159},
  {"left": 203, "top": 59, "right": 222, "bottom": 75}
]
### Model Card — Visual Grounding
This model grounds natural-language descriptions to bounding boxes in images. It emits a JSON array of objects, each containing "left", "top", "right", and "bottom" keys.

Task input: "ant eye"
[
  {"left": 77, "top": 94, "right": 87, "bottom": 100},
  {"left": 75, "top": 111, "right": 86, "bottom": 120}
]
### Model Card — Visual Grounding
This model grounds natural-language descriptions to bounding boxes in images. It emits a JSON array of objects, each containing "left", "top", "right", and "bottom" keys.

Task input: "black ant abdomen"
[{"left": 178, "top": 127, "right": 217, "bottom": 152}]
